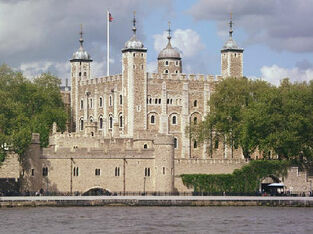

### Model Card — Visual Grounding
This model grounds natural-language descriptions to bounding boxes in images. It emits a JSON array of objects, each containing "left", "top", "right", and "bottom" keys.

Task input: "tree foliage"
[
  {"left": 191, "top": 77, "right": 313, "bottom": 164},
  {"left": 181, "top": 160, "right": 290, "bottom": 193},
  {"left": 0, "top": 64, "right": 67, "bottom": 161}
]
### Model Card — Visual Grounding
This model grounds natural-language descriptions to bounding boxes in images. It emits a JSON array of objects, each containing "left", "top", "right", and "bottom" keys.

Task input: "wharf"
[{"left": 1, "top": 196, "right": 313, "bottom": 208}]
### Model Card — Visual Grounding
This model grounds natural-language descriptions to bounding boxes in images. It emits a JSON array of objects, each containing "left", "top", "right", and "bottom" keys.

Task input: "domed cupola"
[
  {"left": 122, "top": 12, "right": 147, "bottom": 53},
  {"left": 221, "top": 13, "right": 244, "bottom": 78},
  {"left": 157, "top": 22, "right": 182, "bottom": 75},
  {"left": 70, "top": 25, "right": 92, "bottom": 62}
]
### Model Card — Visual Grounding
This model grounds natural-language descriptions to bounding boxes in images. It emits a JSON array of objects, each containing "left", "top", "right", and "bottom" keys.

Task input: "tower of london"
[{"left": 19, "top": 14, "right": 247, "bottom": 194}]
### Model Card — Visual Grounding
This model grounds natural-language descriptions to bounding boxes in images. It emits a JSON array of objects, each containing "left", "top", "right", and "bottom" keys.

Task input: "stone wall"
[
  {"left": 0, "top": 153, "right": 20, "bottom": 179},
  {"left": 174, "top": 159, "right": 247, "bottom": 192}
]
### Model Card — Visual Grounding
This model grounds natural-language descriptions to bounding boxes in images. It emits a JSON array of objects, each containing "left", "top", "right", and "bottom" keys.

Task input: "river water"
[{"left": 1, "top": 206, "right": 313, "bottom": 233}]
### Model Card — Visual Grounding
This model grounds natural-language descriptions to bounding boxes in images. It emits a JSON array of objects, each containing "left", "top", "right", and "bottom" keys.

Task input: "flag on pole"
[{"left": 109, "top": 12, "right": 113, "bottom": 22}]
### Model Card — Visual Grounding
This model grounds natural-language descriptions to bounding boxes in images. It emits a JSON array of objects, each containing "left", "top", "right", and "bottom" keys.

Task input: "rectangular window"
[
  {"left": 31, "top": 169, "right": 34, "bottom": 176},
  {"left": 95, "top": 168, "right": 101, "bottom": 176},
  {"left": 73, "top": 167, "right": 79, "bottom": 176},
  {"left": 42, "top": 167, "right": 48, "bottom": 177},
  {"left": 145, "top": 167, "right": 151, "bottom": 177},
  {"left": 115, "top": 167, "right": 120, "bottom": 177},
  {"left": 163, "top": 167, "right": 165, "bottom": 175}
]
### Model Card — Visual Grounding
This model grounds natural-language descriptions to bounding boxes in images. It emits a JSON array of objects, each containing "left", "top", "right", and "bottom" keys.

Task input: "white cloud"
[
  {"left": 147, "top": 61, "right": 157, "bottom": 73},
  {"left": 19, "top": 61, "right": 70, "bottom": 81},
  {"left": 260, "top": 64, "right": 313, "bottom": 85},
  {"left": 153, "top": 29, "right": 205, "bottom": 58}
]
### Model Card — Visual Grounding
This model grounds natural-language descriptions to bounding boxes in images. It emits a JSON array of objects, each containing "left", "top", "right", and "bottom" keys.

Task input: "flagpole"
[{"left": 106, "top": 10, "right": 110, "bottom": 76}]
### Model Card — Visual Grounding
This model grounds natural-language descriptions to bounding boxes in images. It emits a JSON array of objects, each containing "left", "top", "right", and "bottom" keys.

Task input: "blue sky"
[{"left": 0, "top": 0, "right": 313, "bottom": 85}]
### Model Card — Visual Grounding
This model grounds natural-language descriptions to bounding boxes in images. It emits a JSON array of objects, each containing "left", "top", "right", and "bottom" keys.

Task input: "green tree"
[{"left": 0, "top": 64, "right": 67, "bottom": 162}]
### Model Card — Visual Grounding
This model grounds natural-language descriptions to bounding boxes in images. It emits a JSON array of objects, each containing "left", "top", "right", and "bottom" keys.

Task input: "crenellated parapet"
[
  {"left": 147, "top": 72, "right": 218, "bottom": 83},
  {"left": 78, "top": 74, "right": 123, "bottom": 86}
]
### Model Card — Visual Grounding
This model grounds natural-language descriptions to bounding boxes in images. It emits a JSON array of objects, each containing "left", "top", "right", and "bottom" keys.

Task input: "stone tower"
[
  {"left": 70, "top": 25, "right": 92, "bottom": 132},
  {"left": 221, "top": 14, "right": 244, "bottom": 78},
  {"left": 158, "top": 22, "right": 182, "bottom": 75},
  {"left": 121, "top": 13, "right": 147, "bottom": 137}
]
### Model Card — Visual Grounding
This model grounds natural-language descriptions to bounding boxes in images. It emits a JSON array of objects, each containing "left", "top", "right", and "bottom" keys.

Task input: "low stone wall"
[{"left": 1, "top": 196, "right": 313, "bottom": 208}]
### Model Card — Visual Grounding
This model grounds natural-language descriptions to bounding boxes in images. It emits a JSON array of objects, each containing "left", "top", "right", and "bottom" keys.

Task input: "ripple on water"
[{"left": 2, "top": 206, "right": 313, "bottom": 233}]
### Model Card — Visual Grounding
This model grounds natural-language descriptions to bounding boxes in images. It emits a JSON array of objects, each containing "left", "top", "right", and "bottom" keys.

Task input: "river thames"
[{"left": 1, "top": 206, "right": 313, "bottom": 233}]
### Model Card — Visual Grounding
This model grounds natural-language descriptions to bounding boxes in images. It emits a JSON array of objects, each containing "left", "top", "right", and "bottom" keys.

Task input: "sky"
[{"left": 1, "top": 0, "right": 313, "bottom": 85}]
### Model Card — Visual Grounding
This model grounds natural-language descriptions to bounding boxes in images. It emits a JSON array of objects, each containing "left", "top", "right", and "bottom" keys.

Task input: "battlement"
[
  {"left": 175, "top": 158, "right": 248, "bottom": 165},
  {"left": 79, "top": 74, "right": 122, "bottom": 86},
  {"left": 147, "top": 72, "right": 221, "bottom": 82}
]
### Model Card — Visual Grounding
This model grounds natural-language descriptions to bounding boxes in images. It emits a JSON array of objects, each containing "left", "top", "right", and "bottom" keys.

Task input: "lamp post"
[{"left": 70, "top": 157, "right": 73, "bottom": 195}]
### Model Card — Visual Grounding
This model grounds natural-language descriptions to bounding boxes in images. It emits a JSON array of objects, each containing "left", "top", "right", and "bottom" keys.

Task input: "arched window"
[
  {"left": 99, "top": 117, "right": 103, "bottom": 129},
  {"left": 42, "top": 167, "right": 48, "bottom": 176},
  {"left": 172, "top": 115, "right": 177, "bottom": 125},
  {"left": 165, "top": 69, "right": 169, "bottom": 74},
  {"left": 165, "top": 61, "right": 169, "bottom": 66},
  {"left": 99, "top": 97, "right": 103, "bottom": 107},
  {"left": 79, "top": 72, "right": 81, "bottom": 77},
  {"left": 80, "top": 100, "right": 84, "bottom": 109},
  {"left": 144, "top": 144, "right": 148, "bottom": 149},
  {"left": 109, "top": 116, "right": 113, "bottom": 129},
  {"left": 90, "top": 99, "right": 93, "bottom": 108},
  {"left": 149, "top": 98, "right": 152, "bottom": 104},
  {"left": 80, "top": 118, "right": 84, "bottom": 131},
  {"left": 120, "top": 95, "right": 122, "bottom": 105},
  {"left": 194, "top": 140, "right": 198, "bottom": 148},
  {"left": 73, "top": 167, "right": 79, "bottom": 176},
  {"left": 119, "top": 115, "right": 123, "bottom": 128},
  {"left": 193, "top": 117, "right": 198, "bottom": 124},
  {"left": 115, "top": 167, "right": 120, "bottom": 176},
  {"left": 151, "top": 115, "right": 155, "bottom": 124},
  {"left": 155, "top": 99, "right": 158, "bottom": 104},
  {"left": 159, "top": 99, "right": 161, "bottom": 104},
  {"left": 90, "top": 117, "right": 93, "bottom": 123},
  {"left": 194, "top": 100, "right": 198, "bottom": 107},
  {"left": 174, "top": 138, "right": 178, "bottom": 149}
]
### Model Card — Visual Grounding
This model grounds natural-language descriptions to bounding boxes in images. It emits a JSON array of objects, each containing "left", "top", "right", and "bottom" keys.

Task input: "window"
[
  {"left": 193, "top": 117, "right": 198, "bottom": 124},
  {"left": 141, "top": 53, "right": 144, "bottom": 57},
  {"left": 175, "top": 61, "right": 179, "bottom": 66},
  {"left": 144, "top": 144, "right": 148, "bottom": 149},
  {"left": 95, "top": 168, "right": 101, "bottom": 176},
  {"left": 214, "top": 139, "right": 219, "bottom": 149},
  {"left": 42, "top": 167, "right": 48, "bottom": 176},
  {"left": 194, "top": 140, "right": 198, "bottom": 148},
  {"left": 151, "top": 115, "right": 155, "bottom": 124},
  {"left": 119, "top": 115, "right": 123, "bottom": 128},
  {"left": 174, "top": 138, "right": 178, "bottom": 149},
  {"left": 141, "top": 65, "right": 144, "bottom": 70},
  {"left": 120, "top": 95, "right": 122, "bottom": 105},
  {"left": 99, "top": 117, "right": 103, "bottom": 129},
  {"left": 84, "top": 72, "right": 87, "bottom": 76},
  {"left": 73, "top": 167, "right": 79, "bottom": 176},
  {"left": 194, "top": 100, "right": 198, "bottom": 107},
  {"left": 175, "top": 70, "right": 178, "bottom": 74},
  {"left": 115, "top": 167, "right": 120, "bottom": 176},
  {"left": 109, "top": 95, "right": 112, "bottom": 106},
  {"left": 31, "top": 169, "right": 34, "bottom": 176},
  {"left": 133, "top": 53, "right": 136, "bottom": 57},
  {"left": 80, "top": 100, "right": 84, "bottom": 109},
  {"left": 79, "top": 72, "right": 81, "bottom": 77},
  {"left": 167, "top": 99, "right": 170, "bottom": 104},
  {"left": 165, "top": 61, "right": 169, "bottom": 66},
  {"left": 90, "top": 99, "right": 93, "bottom": 108},
  {"left": 149, "top": 98, "right": 152, "bottom": 104},
  {"left": 158, "top": 99, "right": 161, "bottom": 104},
  {"left": 99, "top": 97, "right": 103, "bottom": 107},
  {"left": 90, "top": 117, "right": 93, "bottom": 123},
  {"left": 109, "top": 116, "right": 113, "bottom": 129},
  {"left": 172, "top": 115, "right": 177, "bottom": 125},
  {"left": 155, "top": 99, "right": 158, "bottom": 104},
  {"left": 145, "top": 168, "right": 151, "bottom": 177},
  {"left": 164, "top": 69, "right": 169, "bottom": 74},
  {"left": 80, "top": 118, "right": 84, "bottom": 131},
  {"left": 163, "top": 167, "right": 166, "bottom": 175}
]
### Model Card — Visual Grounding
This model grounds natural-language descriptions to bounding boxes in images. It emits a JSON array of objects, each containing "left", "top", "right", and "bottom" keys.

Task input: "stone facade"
[{"left": 0, "top": 15, "right": 297, "bottom": 195}]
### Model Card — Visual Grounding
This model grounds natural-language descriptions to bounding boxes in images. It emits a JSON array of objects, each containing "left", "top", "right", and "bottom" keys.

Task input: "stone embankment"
[{"left": 1, "top": 196, "right": 313, "bottom": 208}]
